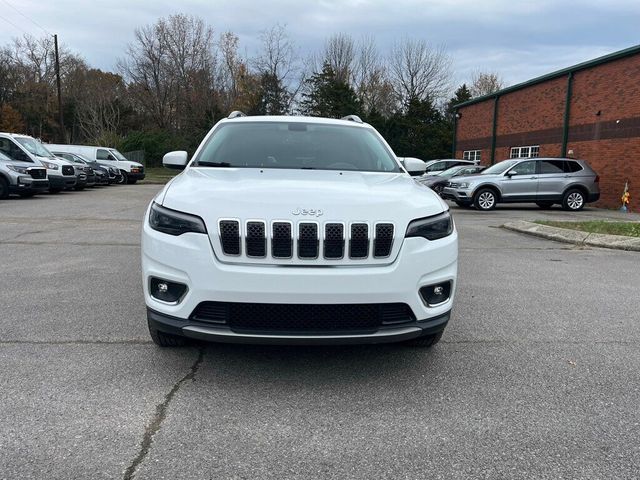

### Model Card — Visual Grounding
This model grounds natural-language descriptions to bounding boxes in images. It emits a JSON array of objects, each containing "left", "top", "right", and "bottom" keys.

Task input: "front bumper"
[
  {"left": 142, "top": 219, "right": 458, "bottom": 344},
  {"left": 441, "top": 186, "right": 473, "bottom": 202},
  {"left": 49, "top": 174, "right": 77, "bottom": 189},
  {"left": 9, "top": 177, "right": 49, "bottom": 194},
  {"left": 128, "top": 170, "right": 145, "bottom": 181},
  {"left": 148, "top": 308, "right": 450, "bottom": 345}
]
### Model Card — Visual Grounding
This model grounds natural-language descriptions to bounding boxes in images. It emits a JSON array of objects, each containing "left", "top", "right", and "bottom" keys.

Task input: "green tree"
[
  {"left": 300, "top": 63, "right": 360, "bottom": 118},
  {"left": 445, "top": 84, "right": 472, "bottom": 121}
]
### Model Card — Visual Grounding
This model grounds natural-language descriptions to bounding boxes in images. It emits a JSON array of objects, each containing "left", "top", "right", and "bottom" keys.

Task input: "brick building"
[{"left": 453, "top": 45, "right": 640, "bottom": 208}]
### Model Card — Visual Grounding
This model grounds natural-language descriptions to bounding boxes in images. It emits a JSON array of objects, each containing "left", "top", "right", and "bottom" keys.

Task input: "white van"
[{"left": 46, "top": 144, "right": 145, "bottom": 184}]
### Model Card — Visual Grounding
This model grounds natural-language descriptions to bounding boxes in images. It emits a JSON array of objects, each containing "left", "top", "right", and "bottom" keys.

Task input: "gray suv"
[
  {"left": 441, "top": 158, "right": 600, "bottom": 211},
  {"left": 0, "top": 150, "right": 48, "bottom": 199}
]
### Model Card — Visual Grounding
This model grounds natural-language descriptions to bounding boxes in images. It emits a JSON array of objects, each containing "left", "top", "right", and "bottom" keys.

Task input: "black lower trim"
[
  {"left": 147, "top": 307, "right": 449, "bottom": 345},
  {"left": 128, "top": 172, "right": 145, "bottom": 180}
]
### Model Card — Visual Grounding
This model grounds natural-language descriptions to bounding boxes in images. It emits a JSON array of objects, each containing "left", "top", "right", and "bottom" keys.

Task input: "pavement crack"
[{"left": 123, "top": 347, "right": 205, "bottom": 480}]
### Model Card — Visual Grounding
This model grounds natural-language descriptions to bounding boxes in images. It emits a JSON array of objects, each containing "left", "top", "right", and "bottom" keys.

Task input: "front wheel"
[
  {"left": 405, "top": 331, "right": 443, "bottom": 348},
  {"left": 474, "top": 188, "right": 497, "bottom": 211},
  {"left": 562, "top": 189, "right": 585, "bottom": 211},
  {"left": 0, "top": 177, "right": 8, "bottom": 199},
  {"left": 117, "top": 171, "right": 128, "bottom": 185}
]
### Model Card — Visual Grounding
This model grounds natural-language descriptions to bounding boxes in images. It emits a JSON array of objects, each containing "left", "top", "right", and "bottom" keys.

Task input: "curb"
[{"left": 503, "top": 220, "right": 640, "bottom": 252}]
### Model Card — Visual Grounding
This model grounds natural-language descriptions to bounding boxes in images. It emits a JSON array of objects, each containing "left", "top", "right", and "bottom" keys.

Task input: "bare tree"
[
  {"left": 322, "top": 33, "right": 355, "bottom": 84},
  {"left": 388, "top": 39, "right": 451, "bottom": 106},
  {"left": 253, "top": 24, "right": 301, "bottom": 113},
  {"left": 67, "top": 69, "right": 126, "bottom": 142},
  {"left": 470, "top": 71, "right": 505, "bottom": 97},
  {"left": 118, "top": 14, "right": 216, "bottom": 130},
  {"left": 352, "top": 36, "right": 395, "bottom": 114}
]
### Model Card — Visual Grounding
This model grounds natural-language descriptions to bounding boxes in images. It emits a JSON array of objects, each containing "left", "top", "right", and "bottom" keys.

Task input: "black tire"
[
  {"left": 405, "top": 331, "right": 443, "bottom": 348},
  {"left": 0, "top": 177, "right": 8, "bottom": 199},
  {"left": 74, "top": 186, "right": 85, "bottom": 191},
  {"left": 148, "top": 323, "right": 187, "bottom": 347},
  {"left": 49, "top": 188, "right": 62, "bottom": 194},
  {"left": 128, "top": 178, "right": 137, "bottom": 185},
  {"left": 562, "top": 189, "right": 585, "bottom": 211},
  {"left": 536, "top": 202, "right": 553, "bottom": 209},
  {"left": 18, "top": 191, "right": 35, "bottom": 198},
  {"left": 474, "top": 188, "right": 497, "bottom": 211},
  {"left": 117, "top": 171, "right": 128, "bottom": 184},
  {"left": 454, "top": 200, "right": 472, "bottom": 208}
]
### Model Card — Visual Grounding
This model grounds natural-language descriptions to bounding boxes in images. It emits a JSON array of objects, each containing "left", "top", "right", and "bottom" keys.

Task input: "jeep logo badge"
[{"left": 292, "top": 208, "right": 323, "bottom": 217}]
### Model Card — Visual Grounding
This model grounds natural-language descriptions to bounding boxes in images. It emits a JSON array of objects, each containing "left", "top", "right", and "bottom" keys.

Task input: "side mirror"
[
  {"left": 506, "top": 170, "right": 517, "bottom": 177},
  {"left": 163, "top": 151, "right": 188, "bottom": 170},
  {"left": 402, "top": 157, "right": 427, "bottom": 176}
]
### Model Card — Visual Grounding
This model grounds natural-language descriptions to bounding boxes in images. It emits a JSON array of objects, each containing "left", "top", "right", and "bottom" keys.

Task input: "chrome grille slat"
[
  {"left": 219, "top": 220, "right": 241, "bottom": 255},
  {"left": 272, "top": 222, "right": 293, "bottom": 258},
  {"left": 298, "top": 223, "right": 319, "bottom": 259},
  {"left": 349, "top": 223, "right": 369, "bottom": 259},
  {"left": 246, "top": 221, "right": 266, "bottom": 257},
  {"left": 324, "top": 223, "right": 344, "bottom": 259},
  {"left": 374, "top": 223, "right": 394, "bottom": 258}
]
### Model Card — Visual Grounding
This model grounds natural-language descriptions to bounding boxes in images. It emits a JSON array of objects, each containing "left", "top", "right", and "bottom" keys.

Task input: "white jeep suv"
[{"left": 142, "top": 114, "right": 458, "bottom": 347}]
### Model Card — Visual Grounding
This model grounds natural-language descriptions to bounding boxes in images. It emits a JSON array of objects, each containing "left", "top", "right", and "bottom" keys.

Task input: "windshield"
[
  {"left": 15, "top": 137, "right": 55, "bottom": 158},
  {"left": 110, "top": 149, "right": 128, "bottom": 161},
  {"left": 193, "top": 122, "right": 401, "bottom": 173},
  {"left": 481, "top": 160, "right": 519, "bottom": 175},
  {"left": 437, "top": 166, "right": 465, "bottom": 178}
]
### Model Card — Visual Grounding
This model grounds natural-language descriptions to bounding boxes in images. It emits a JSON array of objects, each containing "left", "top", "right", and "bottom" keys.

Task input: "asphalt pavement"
[{"left": 1, "top": 185, "right": 639, "bottom": 479}]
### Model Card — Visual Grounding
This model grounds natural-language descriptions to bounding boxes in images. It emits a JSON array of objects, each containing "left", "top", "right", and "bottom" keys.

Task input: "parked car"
[
  {"left": 416, "top": 165, "right": 486, "bottom": 195},
  {"left": 441, "top": 157, "right": 600, "bottom": 211},
  {"left": 0, "top": 133, "right": 76, "bottom": 193},
  {"left": 47, "top": 144, "right": 145, "bottom": 184},
  {"left": 0, "top": 150, "right": 48, "bottom": 198},
  {"left": 52, "top": 151, "right": 109, "bottom": 186},
  {"left": 143, "top": 113, "right": 458, "bottom": 348},
  {"left": 424, "top": 159, "right": 478, "bottom": 175}
]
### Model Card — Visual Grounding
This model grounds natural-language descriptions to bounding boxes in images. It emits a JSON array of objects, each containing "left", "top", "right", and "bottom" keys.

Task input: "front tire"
[
  {"left": 562, "top": 189, "right": 585, "bottom": 211},
  {"left": 474, "top": 188, "right": 497, "bottom": 211},
  {"left": 117, "top": 171, "right": 128, "bottom": 185},
  {"left": 148, "top": 323, "right": 187, "bottom": 347},
  {"left": 0, "top": 177, "right": 8, "bottom": 199},
  {"left": 405, "top": 331, "right": 443, "bottom": 348}
]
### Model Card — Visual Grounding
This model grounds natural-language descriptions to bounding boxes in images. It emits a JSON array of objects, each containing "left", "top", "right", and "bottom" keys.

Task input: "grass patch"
[
  {"left": 535, "top": 220, "right": 640, "bottom": 238},
  {"left": 140, "top": 167, "right": 178, "bottom": 184}
]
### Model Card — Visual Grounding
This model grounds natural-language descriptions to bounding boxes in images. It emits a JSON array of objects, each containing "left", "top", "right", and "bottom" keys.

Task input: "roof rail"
[
  {"left": 340, "top": 114, "right": 363, "bottom": 124},
  {"left": 228, "top": 110, "right": 247, "bottom": 119}
]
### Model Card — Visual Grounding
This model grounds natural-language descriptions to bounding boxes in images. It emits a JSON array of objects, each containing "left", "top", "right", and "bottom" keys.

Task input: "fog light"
[
  {"left": 150, "top": 277, "right": 187, "bottom": 304},
  {"left": 420, "top": 281, "right": 452, "bottom": 306}
]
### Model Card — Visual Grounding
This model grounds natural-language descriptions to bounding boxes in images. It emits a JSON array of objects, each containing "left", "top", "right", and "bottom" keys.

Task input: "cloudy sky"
[{"left": 1, "top": 0, "right": 639, "bottom": 91}]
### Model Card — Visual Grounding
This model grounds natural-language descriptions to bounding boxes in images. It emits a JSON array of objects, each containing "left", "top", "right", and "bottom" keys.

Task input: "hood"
[{"left": 162, "top": 167, "right": 445, "bottom": 223}]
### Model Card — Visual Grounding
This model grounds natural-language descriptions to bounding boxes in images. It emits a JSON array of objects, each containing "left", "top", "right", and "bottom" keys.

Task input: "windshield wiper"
[{"left": 195, "top": 161, "right": 231, "bottom": 167}]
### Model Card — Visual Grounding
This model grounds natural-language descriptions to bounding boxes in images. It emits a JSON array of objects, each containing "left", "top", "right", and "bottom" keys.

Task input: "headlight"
[
  {"left": 40, "top": 160, "right": 59, "bottom": 170},
  {"left": 405, "top": 211, "right": 453, "bottom": 241},
  {"left": 6, "top": 165, "right": 29, "bottom": 174},
  {"left": 457, "top": 182, "right": 469, "bottom": 189},
  {"left": 149, "top": 202, "right": 207, "bottom": 236}
]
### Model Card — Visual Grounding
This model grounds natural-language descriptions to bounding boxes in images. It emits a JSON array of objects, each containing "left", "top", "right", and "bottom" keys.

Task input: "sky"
[{"left": 1, "top": 0, "right": 639, "bottom": 93}]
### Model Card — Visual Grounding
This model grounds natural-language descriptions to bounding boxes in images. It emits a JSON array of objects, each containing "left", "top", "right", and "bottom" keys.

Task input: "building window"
[
  {"left": 463, "top": 150, "right": 481, "bottom": 162},
  {"left": 510, "top": 146, "right": 540, "bottom": 159}
]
